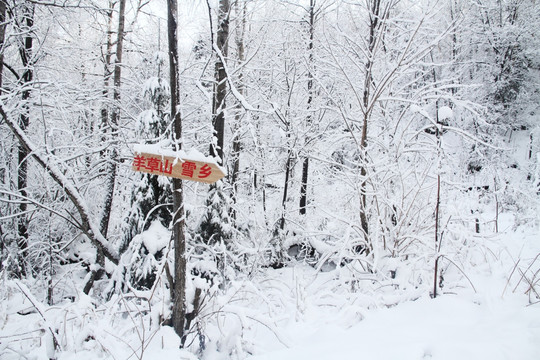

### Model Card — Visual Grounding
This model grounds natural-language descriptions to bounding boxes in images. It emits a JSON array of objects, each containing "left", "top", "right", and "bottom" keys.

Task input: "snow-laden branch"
[
  {"left": 212, "top": 44, "right": 274, "bottom": 115},
  {"left": 0, "top": 189, "right": 82, "bottom": 228},
  {"left": 442, "top": 125, "right": 507, "bottom": 150},
  {"left": 0, "top": 105, "right": 120, "bottom": 264},
  {"left": 411, "top": 105, "right": 507, "bottom": 150}
]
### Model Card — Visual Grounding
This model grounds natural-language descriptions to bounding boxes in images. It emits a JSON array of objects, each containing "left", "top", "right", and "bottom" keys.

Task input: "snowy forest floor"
[{"left": 1, "top": 211, "right": 539, "bottom": 360}]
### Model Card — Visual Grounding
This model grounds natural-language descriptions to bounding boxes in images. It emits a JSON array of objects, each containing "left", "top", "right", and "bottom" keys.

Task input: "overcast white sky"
[{"left": 145, "top": 0, "right": 210, "bottom": 52}]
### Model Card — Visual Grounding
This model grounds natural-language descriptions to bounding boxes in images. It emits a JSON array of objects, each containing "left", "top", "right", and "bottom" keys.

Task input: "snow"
[
  {"left": 246, "top": 295, "right": 540, "bottom": 360},
  {"left": 225, "top": 215, "right": 539, "bottom": 360},
  {"left": 509, "top": 129, "right": 533, "bottom": 168},
  {"left": 1, "top": 213, "right": 538, "bottom": 359},
  {"left": 139, "top": 220, "right": 170, "bottom": 255},
  {"left": 2, "top": 2, "right": 540, "bottom": 359},
  {"left": 133, "top": 143, "right": 188, "bottom": 160},
  {"left": 142, "top": 77, "right": 170, "bottom": 97},
  {"left": 438, "top": 106, "right": 454, "bottom": 121},
  {"left": 132, "top": 143, "right": 226, "bottom": 174}
]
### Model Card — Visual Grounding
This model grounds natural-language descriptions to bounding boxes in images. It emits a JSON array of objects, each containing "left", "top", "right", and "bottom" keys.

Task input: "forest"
[{"left": 0, "top": 0, "right": 539, "bottom": 359}]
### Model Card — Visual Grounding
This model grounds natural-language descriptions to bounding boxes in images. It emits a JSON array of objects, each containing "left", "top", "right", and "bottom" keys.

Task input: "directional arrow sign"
[{"left": 132, "top": 148, "right": 226, "bottom": 184}]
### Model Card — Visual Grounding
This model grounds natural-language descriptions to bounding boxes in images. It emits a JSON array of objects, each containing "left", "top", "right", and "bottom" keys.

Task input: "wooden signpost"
[{"left": 132, "top": 151, "right": 225, "bottom": 184}]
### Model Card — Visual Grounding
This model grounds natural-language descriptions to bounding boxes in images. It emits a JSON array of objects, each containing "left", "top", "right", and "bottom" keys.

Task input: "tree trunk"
[
  {"left": 17, "top": 1, "right": 34, "bottom": 276},
  {"left": 277, "top": 59, "right": 296, "bottom": 232},
  {"left": 199, "top": 0, "right": 231, "bottom": 249},
  {"left": 167, "top": 0, "right": 187, "bottom": 343},
  {"left": 230, "top": 0, "right": 246, "bottom": 220},
  {"left": 280, "top": 150, "right": 293, "bottom": 230},
  {"left": 449, "top": 0, "right": 457, "bottom": 95},
  {"left": 100, "top": 1, "right": 115, "bottom": 146},
  {"left": 431, "top": 49, "right": 442, "bottom": 250},
  {"left": 0, "top": 0, "right": 6, "bottom": 96},
  {"left": 299, "top": 0, "right": 315, "bottom": 216},
  {"left": 357, "top": 0, "right": 382, "bottom": 251},
  {"left": 0, "top": 0, "right": 5, "bottom": 273},
  {"left": 84, "top": 0, "right": 125, "bottom": 294},
  {"left": 210, "top": 0, "right": 230, "bottom": 165},
  {"left": 100, "top": 0, "right": 125, "bottom": 238}
]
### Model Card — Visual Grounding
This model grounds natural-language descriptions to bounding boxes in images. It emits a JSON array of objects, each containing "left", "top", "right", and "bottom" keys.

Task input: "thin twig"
[
  {"left": 502, "top": 258, "right": 520, "bottom": 297},
  {"left": 436, "top": 255, "right": 477, "bottom": 293},
  {"left": 15, "top": 281, "right": 61, "bottom": 352}
]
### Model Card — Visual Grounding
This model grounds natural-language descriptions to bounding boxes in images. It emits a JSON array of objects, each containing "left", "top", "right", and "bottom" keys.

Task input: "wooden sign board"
[{"left": 132, "top": 152, "right": 225, "bottom": 184}]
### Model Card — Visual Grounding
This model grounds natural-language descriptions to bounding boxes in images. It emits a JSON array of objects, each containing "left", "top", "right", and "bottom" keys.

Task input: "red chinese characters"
[
  {"left": 181, "top": 161, "right": 196, "bottom": 177},
  {"left": 132, "top": 151, "right": 223, "bottom": 183},
  {"left": 133, "top": 155, "right": 146, "bottom": 170},
  {"left": 180, "top": 161, "right": 212, "bottom": 179},
  {"left": 132, "top": 155, "right": 173, "bottom": 175},
  {"left": 198, "top": 164, "right": 212, "bottom": 179}
]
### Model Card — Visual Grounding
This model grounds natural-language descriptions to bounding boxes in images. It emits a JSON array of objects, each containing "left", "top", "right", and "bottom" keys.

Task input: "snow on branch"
[
  {"left": 0, "top": 105, "right": 120, "bottom": 264},
  {"left": 212, "top": 44, "right": 274, "bottom": 115}
]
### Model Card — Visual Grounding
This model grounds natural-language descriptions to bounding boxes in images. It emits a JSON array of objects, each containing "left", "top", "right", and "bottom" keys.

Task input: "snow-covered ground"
[
  {"left": 243, "top": 285, "right": 539, "bottom": 360},
  {"left": 247, "top": 295, "right": 539, "bottom": 360},
  {"left": 243, "top": 236, "right": 540, "bottom": 360},
  {"left": 1, "top": 213, "right": 538, "bottom": 359}
]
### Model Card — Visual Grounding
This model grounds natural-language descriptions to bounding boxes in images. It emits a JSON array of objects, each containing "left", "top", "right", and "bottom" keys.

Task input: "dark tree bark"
[
  {"left": 280, "top": 153, "right": 293, "bottom": 230},
  {"left": 279, "top": 60, "right": 296, "bottom": 231},
  {"left": 0, "top": 0, "right": 6, "bottom": 96},
  {"left": 166, "top": 0, "right": 187, "bottom": 343},
  {"left": 100, "top": 0, "right": 125, "bottom": 239},
  {"left": 198, "top": 0, "right": 232, "bottom": 249},
  {"left": 100, "top": 1, "right": 115, "bottom": 145},
  {"left": 357, "top": 0, "right": 383, "bottom": 252},
  {"left": 210, "top": 0, "right": 230, "bottom": 165},
  {"left": 16, "top": 1, "right": 34, "bottom": 276},
  {"left": 0, "top": 0, "right": 6, "bottom": 274},
  {"left": 299, "top": 0, "right": 315, "bottom": 216},
  {"left": 230, "top": 0, "right": 246, "bottom": 220}
]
